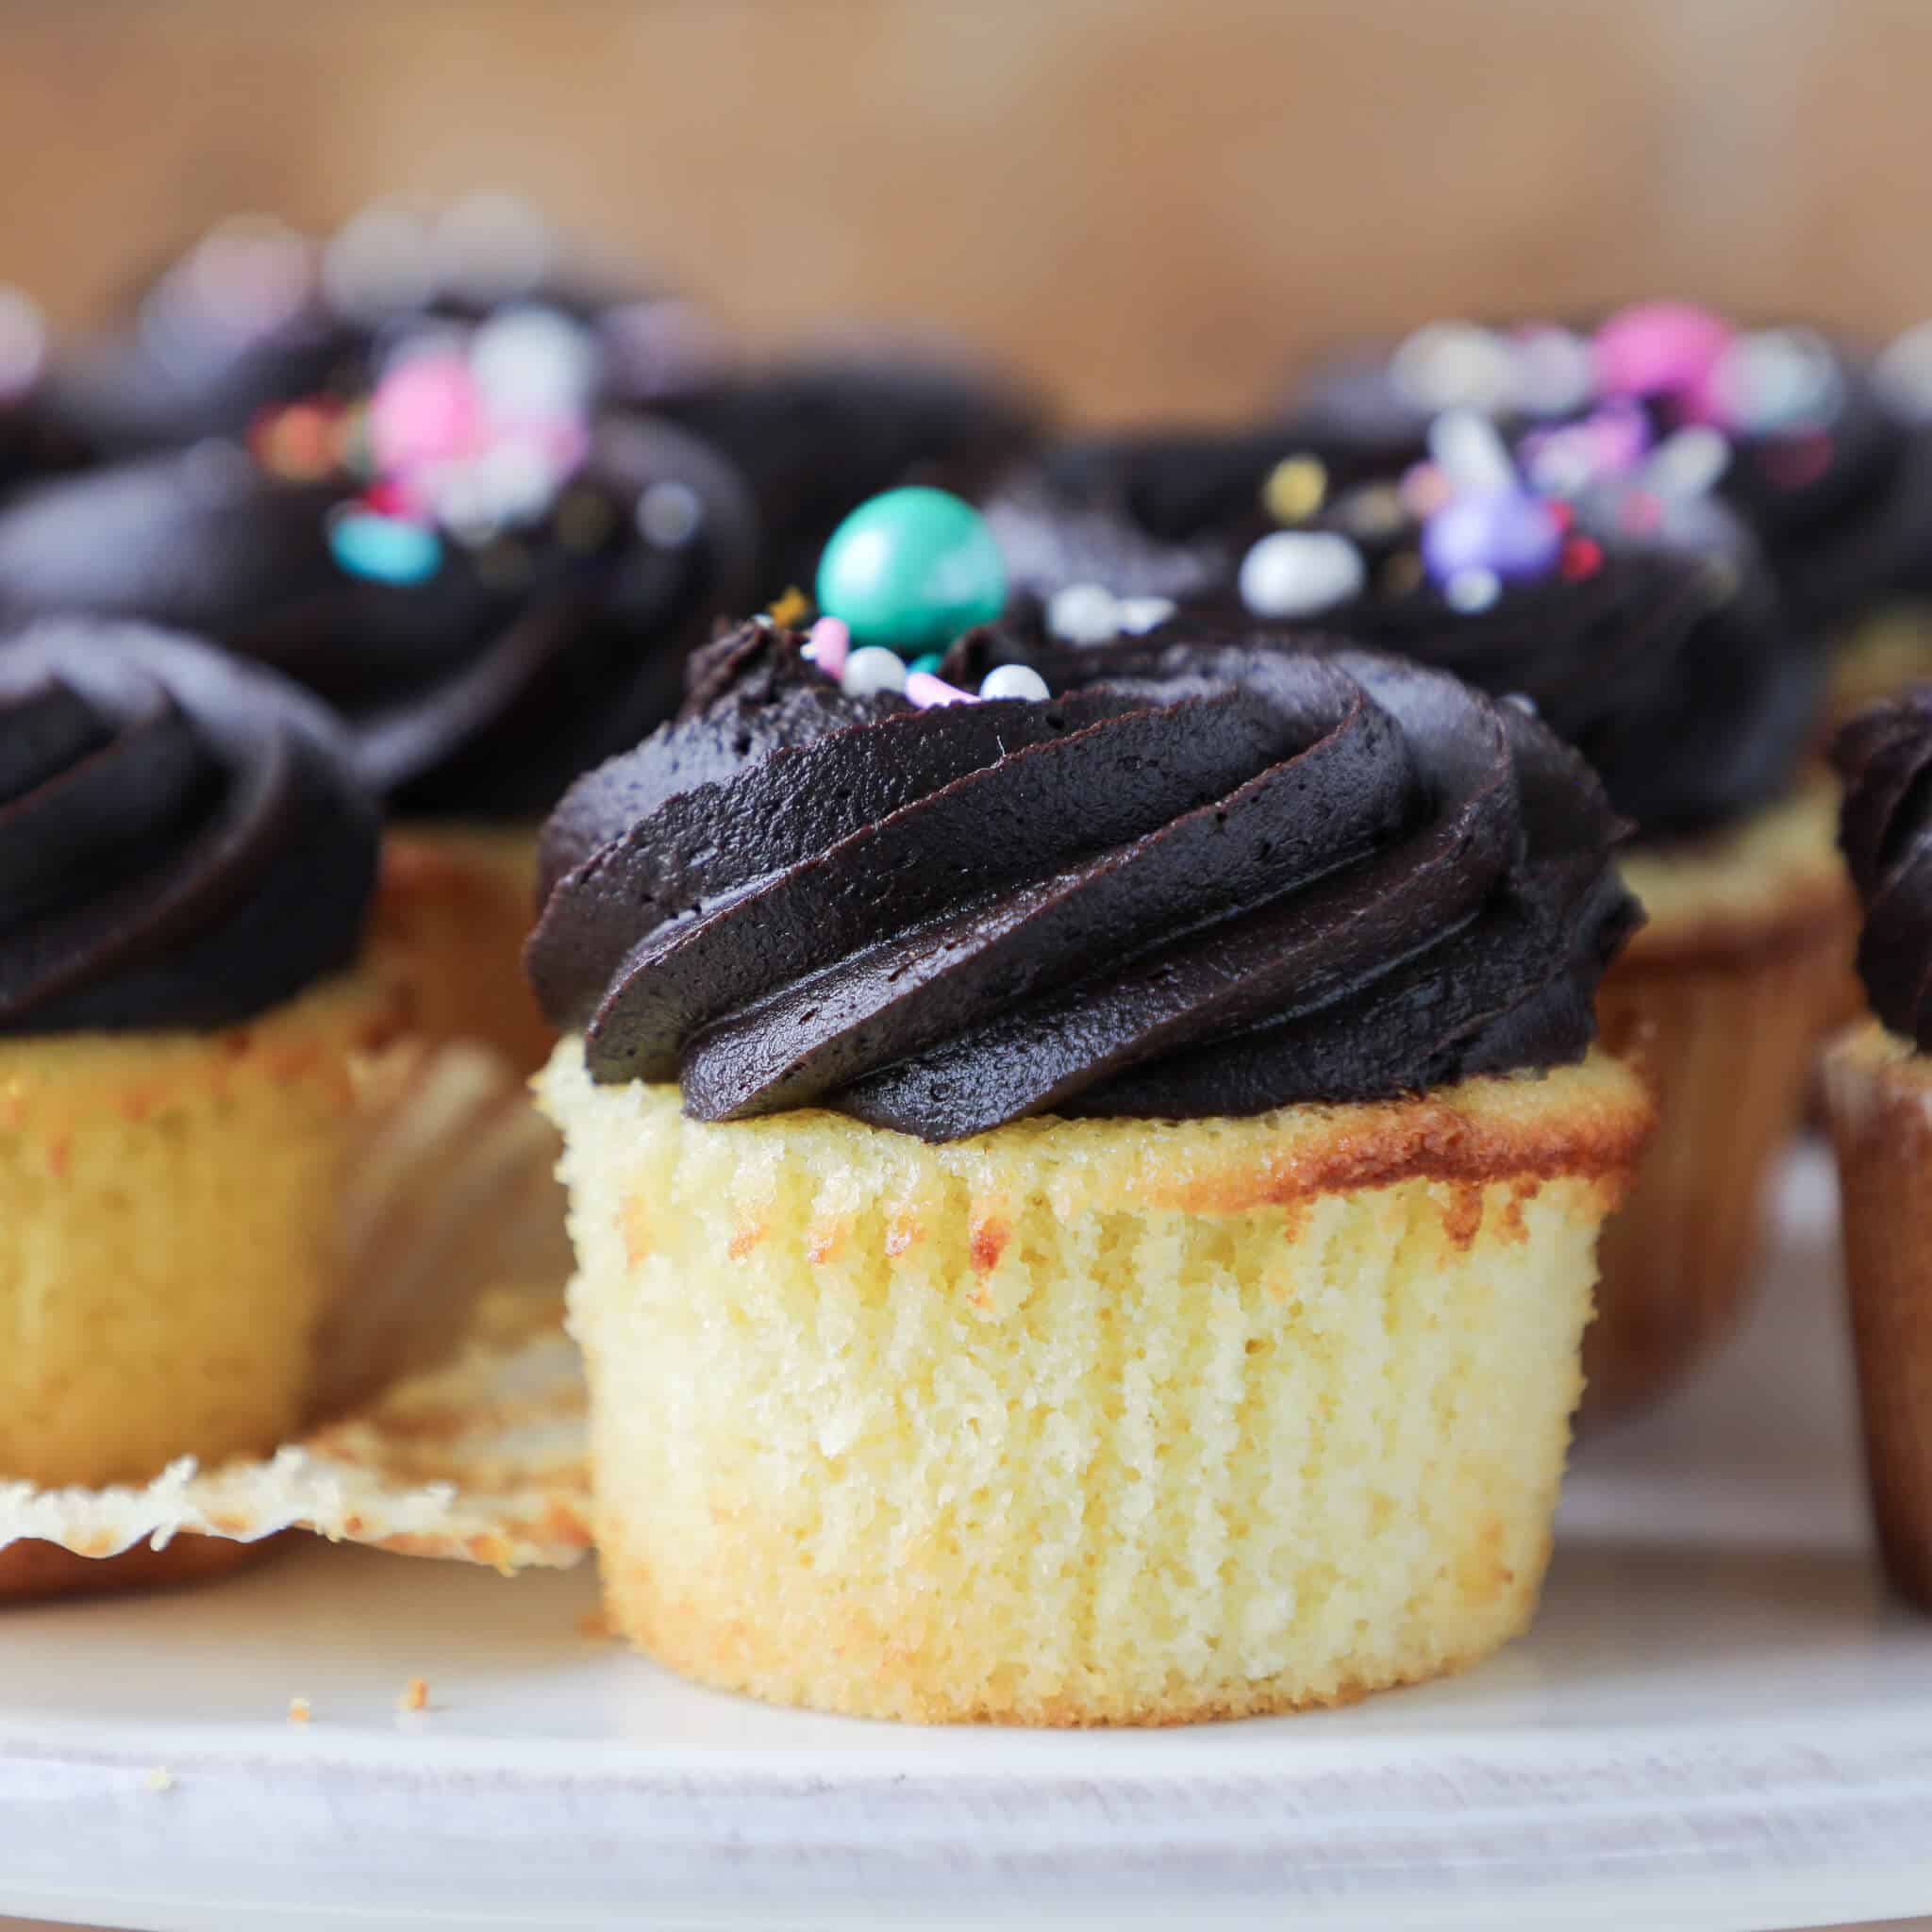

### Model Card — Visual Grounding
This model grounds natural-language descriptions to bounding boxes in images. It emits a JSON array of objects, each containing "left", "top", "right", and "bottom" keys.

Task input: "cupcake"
[
  {"left": 0, "top": 623, "right": 399, "bottom": 1596},
  {"left": 1822, "top": 688, "right": 1932, "bottom": 1610},
  {"left": 0, "top": 320, "right": 762, "bottom": 1072},
  {"left": 970, "top": 407, "right": 1850, "bottom": 1415},
  {"left": 527, "top": 618, "right": 1650, "bottom": 1724}
]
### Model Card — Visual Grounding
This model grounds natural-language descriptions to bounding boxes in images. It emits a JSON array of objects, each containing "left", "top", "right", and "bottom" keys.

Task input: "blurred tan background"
[{"left": 2, "top": 0, "right": 1929, "bottom": 418}]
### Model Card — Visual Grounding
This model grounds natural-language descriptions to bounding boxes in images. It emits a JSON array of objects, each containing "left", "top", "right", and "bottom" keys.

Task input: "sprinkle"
[
  {"left": 468, "top": 305, "right": 599, "bottom": 423},
  {"left": 396, "top": 1676, "right": 430, "bottom": 1714},
  {"left": 1262, "top": 455, "right": 1327, "bottom": 524},
  {"left": 145, "top": 1767, "right": 175, "bottom": 1793},
  {"left": 327, "top": 510, "right": 443, "bottom": 587},
  {"left": 1399, "top": 463, "right": 1453, "bottom": 521},
  {"left": 1339, "top": 482, "right": 1408, "bottom": 539},
  {"left": 1445, "top": 567, "right": 1501, "bottom": 613},
  {"left": 804, "top": 616, "right": 851, "bottom": 678},
  {"left": 369, "top": 352, "right": 482, "bottom": 474},
  {"left": 1593, "top": 301, "right": 1733, "bottom": 406},
  {"left": 1391, "top": 321, "right": 1516, "bottom": 413},
  {"left": 254, "top": 400, "right": 340, "bottom": 481},
  {"left": 1046, "top": 582, "right": 1122, "bottom": 644},
  {"left": 1503, "top": 691, "right": 1540, "bottom": 715},
  {"left": 1422, "top": 490, "right": 1561, "bottom": 587},
  {"left": 1546, "top": 499, "right": 1574, "bottom": 531},
  {"left": 1642, "top": 425, "right": 1730, "bottom": 501},
  {"left": 1560, "top": 537, "right": 1604, "bottom": 579},
  {"left": 906, "top": 670, "right": 974, "bottom": 708},
  {"left": 1508, "top": 325, "right": 1594, "bottom": 418},
  {"left": 637, "top": 479, "right": 703, "bottom": 548},
  {"left": 1618, "top": 490, "right": 1663, "bottom": 534},
  {"left": 1117, "top": 595, "right": 1175, "bottom": 634},
  {"left": 287, "top": 1697, "right": 312, "bottom": 1724},
  {"left": 841, "top": 645, "right": 908, "bottom": 698},
  {"left": 1705, "top": 327, "right": 1841, "bottom": 434},
  {"left": 1239, "top": 530, "right": 1366, "bottom": 619},
  {"left": 1427, "top": 408, "right": 1517, "bottom": 497},
  {"left": 907, "top": 653, "right": 944, "bottom": 676},
  {"left": 979, "top": 663, "right": 1051, "bottom": 702},
  {"left": 767, "top": 587, "right": 812, "bottom": 629}
]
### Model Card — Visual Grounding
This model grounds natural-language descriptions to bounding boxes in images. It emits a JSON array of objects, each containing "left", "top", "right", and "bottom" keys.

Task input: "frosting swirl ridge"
[
  {"left": 0, "top": 623, "right": 380, "bottom": 1033},
  {"left": 527, "top": 624, "right": 1640, "bottom": 1140},
  {"left": 1835, "top": 687, "right": 1932, "bottom": 1048}
]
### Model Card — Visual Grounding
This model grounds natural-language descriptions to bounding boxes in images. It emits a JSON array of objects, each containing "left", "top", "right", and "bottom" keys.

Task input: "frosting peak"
[
  {"left": 0, "top": 623, "right": 380, "bottom": 1033},
  {"left": 527, "top": 624, "right": 1640, "bottom": 1140},
  {"left": 1835, "top": 688, "right": 1932, "bottom": 1048}
]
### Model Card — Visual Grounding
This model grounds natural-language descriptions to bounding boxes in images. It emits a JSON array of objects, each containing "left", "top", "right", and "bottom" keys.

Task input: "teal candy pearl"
[{"left": 815, "top": 487, "right": 1008, "bottom": 655}]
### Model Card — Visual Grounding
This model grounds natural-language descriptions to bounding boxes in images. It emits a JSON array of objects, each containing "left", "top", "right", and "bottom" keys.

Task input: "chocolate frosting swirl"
[
  {"left": 0, "top": 623, "right": 380, "bottom": 1034},
  {"left": 0, "top": 415, "right": 763, "bottom": 819},
  {"left": 1834, "top": 688, "right": 1932, "bottom": 1048},
  {"left": 527, "top": 623, "right": 1639, "bottom": 1141}
]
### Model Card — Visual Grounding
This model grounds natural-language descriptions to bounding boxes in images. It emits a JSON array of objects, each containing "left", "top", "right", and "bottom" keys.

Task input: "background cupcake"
[
  {"left": 528, "top": 620, "right": 1649, "bottom": 1723},
  {"left": 0, "top": 312, "right": 765, "bottom": 1071},
  {"left": 1822, "top": 687, "right": 1932, "bottom": 1611},
  {"left": 961, "top": 404, "right": 1848, "bottom": 1415},
  {"left": 0, "top": 623, "right": 397, "bottom": 1596}
]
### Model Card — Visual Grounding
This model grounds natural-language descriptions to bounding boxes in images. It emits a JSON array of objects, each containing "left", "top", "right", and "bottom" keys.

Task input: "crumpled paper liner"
[
  {"left": 0, "top": 1038, "right": 593, "bottom": 1578},
  {"left": 0, "top": 1290, "right": 591, "bottom": 1573}
]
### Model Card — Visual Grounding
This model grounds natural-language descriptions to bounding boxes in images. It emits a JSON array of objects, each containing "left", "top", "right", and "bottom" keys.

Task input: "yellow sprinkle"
[
  {"left": 767, "top": 586, "right": 812, "bottom": 629},
  {"left": 1263, "top": 455, "right": 1327, "bottom": 525},
  {"left": 145, "top": 1767, "right": 175, "bottom": 1792},
  {"left": 397, "top": 1676, "right": 430, "bottom": 1713},
  {"left": 287, "top": 1697, "right": 312, "bottom": 1724}
]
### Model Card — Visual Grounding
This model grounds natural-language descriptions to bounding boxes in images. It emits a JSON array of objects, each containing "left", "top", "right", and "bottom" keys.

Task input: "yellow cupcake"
[
  {"left": 1588, "top": 780, "right": 1857, "bottom": 1415},
  {"left": 368, "top": 820, "right": 555, "bottom": 1075},
  {"left": 541, "top": 1041, "right": 1650, "bottom": 1724}
]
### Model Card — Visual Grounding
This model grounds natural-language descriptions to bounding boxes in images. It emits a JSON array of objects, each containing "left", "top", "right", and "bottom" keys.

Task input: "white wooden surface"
[{"left": 1, "top": 1146, "right": 1929, "bottom": 1932}]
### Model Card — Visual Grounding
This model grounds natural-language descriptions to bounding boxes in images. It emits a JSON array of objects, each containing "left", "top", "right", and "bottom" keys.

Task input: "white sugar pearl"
[
  {"left": 1643, "top": 425, "right": 1730, "bottom": 501},
  {"left": 1046, "top": 582, "right": 1122, "bottom": 643},
  {"left": 637, "top": 478, "right": 703, "bottom": 547},
  {"left": 470, "top": 304, "right": 600, "bottom": 421},
  {"left": 1116, "top": 595, "right": 1175, "bottom": 634},
  {"left": 1391, "top": 321, "right": 1516, "bottom": 414},
  {"left": 1427, "top": 408, "right": 1517, "bottom": 497},
  {"left": 978, "top": 663, "right": 1050, "bottom": 702},
  {"left": 841, "top": 645, "right": 908, "bottom": 698},
  {"left": 1445, "top": 566, "right": 1502, "bottom": 613},
  {"left": 1239, "top": 531, "right": 1365, "bottom": 618},
  {"left": 1876, "top": 321, "right": 1932, "bottom": 424},
  {"left": 1509, "top": 327, "right": 1595, "bottom": 419},
  {"left": 1710, "top": 328, "right": 1840, "bottom": 433}
]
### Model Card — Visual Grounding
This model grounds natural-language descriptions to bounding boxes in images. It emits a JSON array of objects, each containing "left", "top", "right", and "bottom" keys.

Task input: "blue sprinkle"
[
  {"left": 907, "top": 653, "right": 944, "bottom": 676},
  {"left": 328, "top": 510, "right": 443, "bottom": 587}
]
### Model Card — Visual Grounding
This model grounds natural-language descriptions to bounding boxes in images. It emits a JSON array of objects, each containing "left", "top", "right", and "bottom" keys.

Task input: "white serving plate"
[{"left": 3, "top": 1145, "right": 1930, "bottom": 1932}]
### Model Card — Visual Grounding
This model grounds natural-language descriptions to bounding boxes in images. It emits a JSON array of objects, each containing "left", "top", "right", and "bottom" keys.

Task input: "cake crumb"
[
  {"left": 145, "top": 1766, "right": 175, "bottom": 1792},
  {"left": 287, "top": 1696, "right": 312, "bottom": 1724},
  {"left": 396, "top": 1675, "right": 429, "bottom": 1713}
]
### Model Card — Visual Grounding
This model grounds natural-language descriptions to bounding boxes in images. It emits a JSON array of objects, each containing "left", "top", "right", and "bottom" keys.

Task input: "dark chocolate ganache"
[
  {"left": 1834, "top": 686, "right": 1932, "bottom": 1049},
  {"left": 0, "top": 622, "right": 380, "bottom": 1034},
  {"left": 526, "top": 622, "right": 1640, "bottom": 1141},
  {"left": 0, "top": 414, "right": 763, "bottom": 819}
]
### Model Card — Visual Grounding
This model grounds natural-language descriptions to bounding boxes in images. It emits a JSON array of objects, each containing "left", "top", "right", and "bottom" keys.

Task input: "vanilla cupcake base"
[
  {"left": 368, "top": 822, "right": 554, "bottom": 1074},
  {"left": 0, "top": 971, "right": 403, "bottom": 1504},
  {"left": 1587, "top": 783, "right": 1857, "bottom": 1418},
  {"left": 1823, "top": 1022, "right": 1932, "bottom": 1611},
  {"left": 541, "top": 1041, "right": 1651, "bottom": 1725}
]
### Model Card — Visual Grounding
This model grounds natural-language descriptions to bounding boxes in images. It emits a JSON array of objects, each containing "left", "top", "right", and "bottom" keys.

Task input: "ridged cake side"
[{"left": 541, "top": 1041, "right": 1650, "bottom": 1724}]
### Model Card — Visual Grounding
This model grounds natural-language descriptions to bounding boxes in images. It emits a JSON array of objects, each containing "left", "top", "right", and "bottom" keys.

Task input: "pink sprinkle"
[
  {"left": 906, "top": 671, "right": 974, "bottom": 708},
  {"left": 369, "top": 354, "right": 483, "bottom": 474},
  {"left": 1594, "top": 302, "right": 1732, "bottom": 412},
  {"left": 805, "top": 616, "right": 850, "bottom": 676}
]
